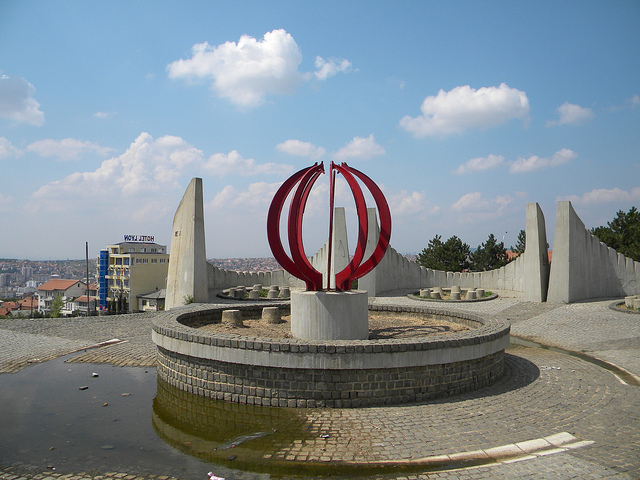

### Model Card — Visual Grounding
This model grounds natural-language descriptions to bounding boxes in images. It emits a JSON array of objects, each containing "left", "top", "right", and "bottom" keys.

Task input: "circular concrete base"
[{"left": 291, "top": 290, "right": 368, "bottom": 340}]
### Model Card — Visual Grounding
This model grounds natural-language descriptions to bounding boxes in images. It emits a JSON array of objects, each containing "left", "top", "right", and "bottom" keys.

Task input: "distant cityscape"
[{"left": 1, "top": 254, "right": 419, "bottom": 301}]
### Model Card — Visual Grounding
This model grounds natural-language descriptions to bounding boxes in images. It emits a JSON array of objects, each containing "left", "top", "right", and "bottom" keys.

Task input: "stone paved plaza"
[{"left": 1, "top": 291, "right": 639, "bottom": 480}]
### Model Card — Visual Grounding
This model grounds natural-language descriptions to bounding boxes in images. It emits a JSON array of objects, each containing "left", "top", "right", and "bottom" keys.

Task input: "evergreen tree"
[
  {"left": 591, "top": 206, "right": 640, "bottom": 262},
  {"left": 470, "top": 233, "right": 509, "bottom": 271},
  {"left": 510, "top": 229, "right": 526, "bottom": 256},
  {"left": 51, "top": 295, "right": 64, "bottom": 318},
  {"left": 417, "top": 235, "right": 470, "bottom": 272}
]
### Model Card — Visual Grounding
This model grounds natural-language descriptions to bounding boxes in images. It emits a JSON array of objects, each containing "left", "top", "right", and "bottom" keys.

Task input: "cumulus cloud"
[
  {"left": 31, "top": 132, "right": 203, "bottom": 214},
  {"left": 451, "top": 192, "right": 513, "bottom": 213},
  {"left": 386, "top": 190, "right": 436, "bottom": 217},
  {"left": 0, "top": 193, "right": 14, "bottom": 212},
  {"left": 210, "top": 182, "right": 282, "bottom": 211},
  {"left": 203, "top": 150, "right": 293, "bottom": 177},
  {"left": 629, "top": 94, "right": 640, "bottom": 108},
  {"left": 0, "top": 137, "right": 23, "bottom": 160},
  {"left": 509, "top": 148, "right": 576, "bottom": 174},
  {"left": 167, "top": 29, "right": 304, "bottom": 107},
  {"left": 94, "top": 111, "right": 116, "bottom": 119},
  {"left": 27, "top": 138, "right": 113, "bottom": 161},
  {"left": 276, "top": 139, "right": 326, "bottom": 159},
  {"left": 333, "top": 134, "right": 385, "bottom": 161},
  {"left": 453, "top": 154, "right": 505, "bottom": 175},
  {"left": 399, "top": 83, "right": 529, "bottom": 137},
  {"left": 558, "top": 187, "right": 640, "bottom": 205},
  {"left": 313, "top": 56, "right": 352, "bottom": 80},
  {"left": 546, "top": 102, "right": 594, "bottom": 126},
  {"left": 0, "top": 75, "right": 45, "bottom": 126}
]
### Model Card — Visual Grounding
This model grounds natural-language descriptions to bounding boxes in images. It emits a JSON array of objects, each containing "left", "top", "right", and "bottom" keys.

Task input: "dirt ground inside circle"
[{"left": 197, "top": 310, "right": 469, "bottom": 340}]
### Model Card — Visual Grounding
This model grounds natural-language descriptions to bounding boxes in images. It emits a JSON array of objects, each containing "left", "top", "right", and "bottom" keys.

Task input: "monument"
[{"left": 266, "top": 161, "right": 391, "bottom": 340}]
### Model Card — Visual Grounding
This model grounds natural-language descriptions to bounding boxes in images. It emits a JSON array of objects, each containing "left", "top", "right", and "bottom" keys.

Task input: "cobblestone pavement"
[{"left": 2, "top": 292, "right": 640, "bottom": 480}]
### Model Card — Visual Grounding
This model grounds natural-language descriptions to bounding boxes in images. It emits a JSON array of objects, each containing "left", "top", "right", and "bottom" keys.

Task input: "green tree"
[
  {"left": 591, "top": 207, "right": 640, "bottom": 262},
  {"left": 51, "top": 295, "right": 64, "bottom": 318},
  {"left": 417, "top": 235, "right": 470, "bottom": 272},
  {"left": 510, "top": 229, "right": 526, "bottom": 256},
  {"left": 470, "top": 233, "right": 509, "bottom": 271}
]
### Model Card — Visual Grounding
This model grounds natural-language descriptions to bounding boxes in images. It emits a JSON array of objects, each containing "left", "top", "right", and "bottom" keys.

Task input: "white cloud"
[
  {"left": 451, "top": 192, "right": 513, "bottom": 213},
  {"left": 333, "top": 134, "right": 385, "bottom": 161},
  {"left": 558, "top": 187, "right": 640, "bottom": 205},
  {"left": 167, "top": 29, "right": 304, "bottom": 107},
  {"left": 31, "top": 132, "right": 203, "bottom": 213},
  {"left": 203, "top": 150, "right": 293, "bottom": 177},
  {"left": 399, "top": 83, "right": 529, "bottom": 137},
  {"left": 210, "top": 182, "right": 281, "bottom": 211},
  {"left": 276, "top": 139, "right": 326, "bottom": 159},
  {"left": 0, "top": 193, "right": 14, "bottom": 212},
  {"left": 453, "top": 154, "right": 505, "bottom": 175},
  {"left": 94, "top": 111, "right": 116, "bottom": 119},
  {"left": 313, "top": 56, "right": 352, "bottom": 80},
  {"left": 0, "top": 137, "right": 23, "bottom": 160},
  {"left": 387, "top": 190, "right": 435, "bottom": 217},
  {"left": 627, "top": 94, "right": 640, "bottom": 109},
  {"left": 546, "top": 102, "right": 594, "bottom": 126},
  {"left": 0, "top": 75, "right": 45, "bottom": 126},
  {"left": 509, "top": 148, "right": 576, "bottom": 174},
  {"left": 27, "top": 138, "right": 113, "bottom": 161}
]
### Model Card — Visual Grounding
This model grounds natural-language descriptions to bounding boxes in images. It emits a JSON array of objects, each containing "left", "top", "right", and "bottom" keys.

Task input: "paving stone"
[{"left": 2, "top": 294, "right": 640, "bottom": 479}]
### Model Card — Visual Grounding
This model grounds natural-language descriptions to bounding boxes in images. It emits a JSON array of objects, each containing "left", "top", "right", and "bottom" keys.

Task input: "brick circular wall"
[{"left": 152, "top": 304, "right": 510, "bottom": 408}]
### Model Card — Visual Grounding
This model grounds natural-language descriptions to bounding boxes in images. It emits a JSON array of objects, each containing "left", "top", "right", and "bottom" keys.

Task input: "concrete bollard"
[
  {"left": 252, "top": 284, "right": 263, "bottom": 292},
  {"left": 476, "top": 288, "right": 485, "bottom": 299},
  {"left": 267, "top": 289, "right": 279, "bottom": 299},
  {"left": 625, "top": 296, "right": 638, "bottom": 308},
  {"left": 235, "top": 286, "right": 246, "bottom": 298},
  {"left": 634, "top": 298, "right": 640, "bottom": 311},
  {"left": 262, "top": 306, "right": 282, "bottom": 324},
  {"left": 451, "top": 286, "right": 461, "bottom": 294},
  {"left": 419, "top": 288, "right": 431, "bottom": 297},
  {"left": 248, "top": 290, "right": 260, "bottom": 299},
  {"left": 430, "top": 290, "right": 442, "bottom": 299},
  {"left": 465, "top": 290, "right": 477, "bottom": 301},
  {"left": 227, "top": 288, "right": 236, "bottom": 298},
  {"left": 279, "top": 286, "right": 290, "bottom": 298},
  {"left": 450, "top": 291, "right": 461, "bottom": 300},
  {"left": 221, "top": 309, "right": 243, "bottom": 327}
]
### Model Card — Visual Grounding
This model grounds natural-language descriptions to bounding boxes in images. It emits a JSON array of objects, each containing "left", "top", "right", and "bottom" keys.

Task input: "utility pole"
[{"left": 86, "top": 242, "right": 91, "bottom": 317}]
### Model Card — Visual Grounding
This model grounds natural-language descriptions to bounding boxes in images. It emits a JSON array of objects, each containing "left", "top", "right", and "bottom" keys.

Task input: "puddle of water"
[
  {"left": 0, "top": 354, "right": 237, "bottom": 480},
  {"left": 1, "top": 355, "right": 412, "bottom": 480}
]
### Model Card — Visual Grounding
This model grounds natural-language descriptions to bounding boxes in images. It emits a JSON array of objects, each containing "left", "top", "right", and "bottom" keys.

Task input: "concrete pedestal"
[{"left": 291, "top": 290, "right": 369, "bottom": 341}]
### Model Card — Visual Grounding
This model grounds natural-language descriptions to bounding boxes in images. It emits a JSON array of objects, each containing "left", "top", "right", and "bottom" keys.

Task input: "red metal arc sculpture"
[{"left": 267, "top": 161, "right": 391, "bottom": 291}]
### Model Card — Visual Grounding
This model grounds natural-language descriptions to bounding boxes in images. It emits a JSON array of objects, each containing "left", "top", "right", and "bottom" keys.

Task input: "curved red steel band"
[
  {"left": 331, "top": 162, "right": 369, "bottom": 291},
  {"left": 266, "top": 164, "right": 319, "bottom": 285},
  {"left": 288, "top": 165, "right": 324, "bottom": 290},
  {"left": 266, "top": 161, "right": 391, "bottom": 292},
  {"left": 338, "top": 163, "right": 392, "bottom": 283}
]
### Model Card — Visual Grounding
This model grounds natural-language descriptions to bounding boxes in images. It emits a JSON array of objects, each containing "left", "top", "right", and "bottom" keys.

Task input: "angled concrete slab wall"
[
  {"left": 524, "top": 202, "right": 550, "bottom": 302},
  {"left": 165, "top": 178, "right": 209, "bottom": 309},
  {"left": 547, "top": 201, "right": 639, "bottom": 303}
]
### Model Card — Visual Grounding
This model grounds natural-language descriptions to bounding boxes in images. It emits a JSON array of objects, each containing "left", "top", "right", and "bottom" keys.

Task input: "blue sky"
[{"left": 1, "top": 1, "right": 639, "bottom": 260}]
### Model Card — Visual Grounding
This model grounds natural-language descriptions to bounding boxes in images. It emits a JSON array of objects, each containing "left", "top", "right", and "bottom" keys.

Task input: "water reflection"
[{"left": 152, "top": 378, "right": 314, "bottom": 475}]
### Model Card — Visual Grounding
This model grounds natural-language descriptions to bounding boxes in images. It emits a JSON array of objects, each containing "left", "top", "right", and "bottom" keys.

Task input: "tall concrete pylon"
[
  {"left": 165, "top": 178, "right": 209, "bottom": 309},
  {"left": 523, "top": 202, "right": 550, "bottom": 302},
  {"left": 547, "top": 201, "right": 635, "bottom": 303}
]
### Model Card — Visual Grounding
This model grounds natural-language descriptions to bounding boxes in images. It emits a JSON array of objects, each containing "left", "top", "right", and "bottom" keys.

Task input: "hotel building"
[{"left": 99, "top": 237, "right": 169, "bottom": 313}]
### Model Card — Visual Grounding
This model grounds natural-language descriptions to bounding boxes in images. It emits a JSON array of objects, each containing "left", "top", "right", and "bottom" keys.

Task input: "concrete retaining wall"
[
  {"left": 152, "top": 304, "right": 510, "bottom": 407},
  {"left": 547, "top": 201, "right": 640, "bottom": 303}
]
